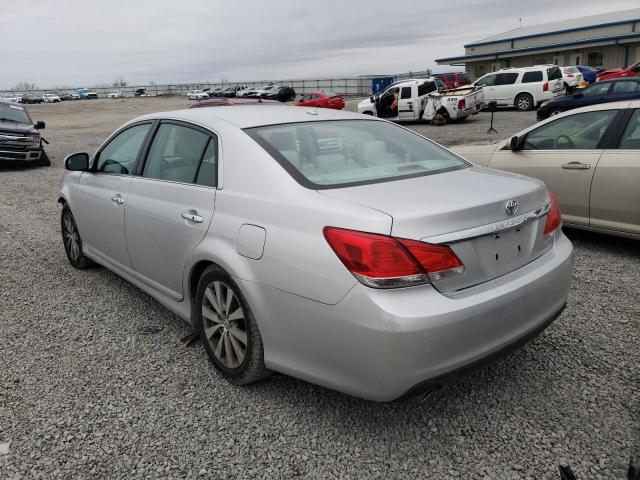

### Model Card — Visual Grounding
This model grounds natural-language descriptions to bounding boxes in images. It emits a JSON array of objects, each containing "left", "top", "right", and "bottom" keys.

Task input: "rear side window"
[
  {"left": 143, "top": 123, "right": 215, "bottom": 185},
  {"left": 522, "top": 71, "right": 543, "bottom": 83},
  {"left": 400, "top": 87, "right": 412, "bottom": 99},
  {"left": 612, "top": 81, "right": 640, "bottom": 94},
  {"left": 417, "top": 82, "right": 437, "bottom": 96},
  {"left": 618, "top": 109, "right": 640, "bottom": 149},
  {"left": 246, "top": 120, "right": 468, "bottom": 188},
  {"left": 97, "top": 123, "right": 151, "bottom": 174},
  {"left": 496, "top": 73, "right": 519, "bottom": 85},
  {"left": 547, "top": 67, "right": 562, "bottom": 80}
]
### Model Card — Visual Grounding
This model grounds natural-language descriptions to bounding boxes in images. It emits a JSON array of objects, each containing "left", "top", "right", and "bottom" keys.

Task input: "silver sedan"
[{"left": 59, "top": 105, "right": 573, "bottom": 401}]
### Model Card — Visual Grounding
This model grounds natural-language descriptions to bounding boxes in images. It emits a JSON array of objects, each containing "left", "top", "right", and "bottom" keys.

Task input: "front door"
[
  {"left": 124, "top": 121, "right": 218, "bottom": 300},
  {"left": 73, "top": 123, "right": 153, "bottom": 269},
  {"left": 474, "top": 74, "right": 498, "bottom": 103},
  {"left": 376, "top": 86, "right": 400, "bottom": 119},
  {"left": 397, "top": 86, "right": 415, "bottom": 120},
  {"left": 490, "top": 109, "right": 619, "bottom": 225}
]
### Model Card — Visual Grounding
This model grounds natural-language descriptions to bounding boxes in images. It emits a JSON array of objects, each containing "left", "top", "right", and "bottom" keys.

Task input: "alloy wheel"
[
  {"left": 62, "top": 212, "right": 81, "bottom": 261},
  {"left": 517, "top": 96, "right": 531, "bottom": 110},
  {"left": 202, "top": 281, "right": 248, "bottom": 369}
]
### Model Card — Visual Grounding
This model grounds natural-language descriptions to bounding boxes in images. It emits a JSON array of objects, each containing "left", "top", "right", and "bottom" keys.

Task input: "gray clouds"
[{"left": 1, "top": 0, "right": 638, "bottom": 88}]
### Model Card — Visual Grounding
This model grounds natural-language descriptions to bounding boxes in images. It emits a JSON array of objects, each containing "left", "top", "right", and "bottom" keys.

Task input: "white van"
[{"left": 473, "top": 66, "right": 564, "bottom": 111}]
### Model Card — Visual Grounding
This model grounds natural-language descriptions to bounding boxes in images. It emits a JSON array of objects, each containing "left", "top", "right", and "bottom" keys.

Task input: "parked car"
[
  {"left": 187, "top": 90, "right": 209, "bottom": 100},
  {"left": 189, "top": 98, "right": 279, "bottom": 108},
  {"left": 576, "top": 65, "right": 599, "bottom": 84},
  {"left": 294, "top": 91, "right": 345, "bottom": 109},
  {"left": 58, "top": 92, "right": 74, "bottom": 101},
  {"left": 560, "top": 66, "right": 584, "bottom": 92},
  {"left": 1, "top": 93, "right": 22, "bottom": 103},
  {"left": 537, "top": 78, "right": 640, "bottom": 120},
  {"left": 0, "top": 101, "right": 49, "bottom": 166},
  {"left": 108, "top": 90, "right": 123, "bottom": 99},
  {"left": 20, "top": 93, "right": 42, "bottom": 104},
  {"left": 263, "top": 86, "right": 296, "bottom": 102},
  {"left": 596, "top": 59, "right": 640, "bottom": 81},
  {"left": 42, "top": 93, "right": 61, "bottom": 103},
  {"left": 233, "top": 85, "right": 251, "bottom": 97},
  {"left": 208, "top": 87, "right": 225, "bottom": 97},
  {"left": 59, "top": 104, "right": 572, "bottom": 401},
  {"left": 134, "top": 88, "right": 147, "bottom": 97},
  {"left": 454, "top": 101, "right": 640, "bottom": 238},
  {"left": 76, "top": 88, "right": 98, "bottom": 99},
  {"left": 358, "top": 78, "right": 483, "bottom": 123},
  {"left": 222, "top": 86, "right": 237, "bottom": 97},
  {"left": 473, "top": 66, "right": 564, "bottom": 111},
  {"left": 433, "top": 72, "right": 471, "bottom": 90},
  {"left": 244, "top": 84, "right": 278, "bottom": 98}
]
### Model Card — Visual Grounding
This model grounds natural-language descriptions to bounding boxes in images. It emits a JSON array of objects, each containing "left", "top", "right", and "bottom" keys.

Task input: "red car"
[
  {"left": 596, "top": 59, "right": 640, "bottom": 81},
  {"left": 294, "top": 91, "right": 345, "bottom": 109},
  {"left": 433, "top": 72, "right": 471, "bottom": 89}
]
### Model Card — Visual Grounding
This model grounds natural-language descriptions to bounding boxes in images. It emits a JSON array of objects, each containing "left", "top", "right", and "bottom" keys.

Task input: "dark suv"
[{"left": 0, "top": 101, "right": 49, "bottom": 166}]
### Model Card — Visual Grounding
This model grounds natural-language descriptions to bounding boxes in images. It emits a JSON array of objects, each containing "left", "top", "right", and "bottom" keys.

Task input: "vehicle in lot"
[
  {"left": 77, "top": 88, "right": 98, "bottom": 99},
  {"left": 1, "top": 93, "right": 22, "bottom": 103},
  {"left": 560, "top": 66, "right": 584, "bottom": 91},
  {"left": 58, "top": 105, "right": 572, "bottom": 401},
  {"left": 57, "top": 92, "right": 75, "bottom": 101},
  {"left": 576, "top": 65, "right": 599, "bottom": 84},
  {"left": 244, "top": 84, "right": 278, "bottom": 98},
  {"left": 263, "top": 86, "right": 296, "bottom": 102},
  {"left": 294, "top": 91, "right": 345, "bottom": 109},
  {"left": 189, "top": 98, "right": 279, "bottom": 108},
  {"left": 187, "top": 90, "right": 208, "bottom": 100},
  {"left": 433, "top": 72, "right": 471, "bottom": 89},
  {"left": 135, "top": 88, "right": 148, "bottom": 97},
  {"left": 207, "top": 87, "right": 225, "bottom": 97},
  {"left": 454, "top": 101, "right": 640, "bottom": 239},
  {"left": 42, "top": 93, "right": 61, "bottom": 103},
  {"left": 108, "top": 90, "right": 123, "bottom": 99},
  {"left": 0, "top": 101, "right": 49, "bottom": 166},
  {"left": 473, "top": 66, "right": 564, "bottom": 111},
  {"left": 20, "top": 93, "right": 42, "bottom": 104},
  {"left": 596, "top": 59, "right": 640, "bottom": 81},
  {"left": 233, "top": 85, "right": 252, "bottom": 97},
  {"left": 537, "top": 78, "right": 640, "bottom": 120},
  {"left": 357, "top": 78, "right": 483, "bottom": 123}
]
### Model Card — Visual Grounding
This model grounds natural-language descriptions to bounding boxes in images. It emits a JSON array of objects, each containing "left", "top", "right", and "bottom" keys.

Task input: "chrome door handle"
[
  {"left": 181, "top": 212, "right": 203, "bottom": 223},
  {"left": 562, "top": 162, "right": 590, "bottom": 170},
  {"left": 111, "top": 194, "right": 125, "bottom": 204}
]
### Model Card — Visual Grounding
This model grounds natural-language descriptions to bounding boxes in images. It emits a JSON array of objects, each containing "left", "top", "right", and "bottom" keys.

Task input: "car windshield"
[
  {"left": 0, "top": 104, "right": 31, "bottom": 124},
  {"left": 246, "top": 120, "right": 468, "bottom": 188}
]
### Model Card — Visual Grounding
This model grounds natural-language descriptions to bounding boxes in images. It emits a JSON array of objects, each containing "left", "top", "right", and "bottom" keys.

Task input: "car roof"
[
  {"left": 597, "top": 77, "right": 640, "bottom": 83},
  {"left": 133, "top": 104, "right": 379, "bottom": 129}
]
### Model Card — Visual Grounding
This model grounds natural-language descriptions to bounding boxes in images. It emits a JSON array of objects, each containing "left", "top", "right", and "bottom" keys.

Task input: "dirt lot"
[{"left": 1, "top": 97, "right": 638, "bottom": 479}]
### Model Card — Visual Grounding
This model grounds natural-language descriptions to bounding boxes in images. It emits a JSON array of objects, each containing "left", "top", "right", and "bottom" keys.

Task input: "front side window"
[
  {"left": 582, "top": 83, "right": 611, "bottom": 97},
  {"left": 523, "top": 110, "right": 618, "bottom": 150},
  {"left": 496, "top": 73, "right": 519, "bottom": 85},
  {"left": 619, "top": 109, "right": 640, "bottom": 150},
  {"left": 612, "top": 81, "right": 640, "bottom": 94},
  {"left": 97, "top": 123, "right": 151, "bottom": 174},
  {"left": 475, "top": 74, "right": 496, "bottom": 87},
  {"left": 246, "top": 120, "right": 468, "bottom": 188},
  {"left": 522, "top": 71, "right": 543, "bottom": 83},
  {"left": 142, "top": 123, "right": 213, "bottom": 184}
]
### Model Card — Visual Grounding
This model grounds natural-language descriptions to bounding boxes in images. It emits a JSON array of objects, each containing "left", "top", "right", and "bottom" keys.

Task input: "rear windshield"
[
  {"left": 245, "top": 120, "right": 468, "bottom": 189},
  {"left": 547, "top": 67, "right": 562, "bottom": 80}
]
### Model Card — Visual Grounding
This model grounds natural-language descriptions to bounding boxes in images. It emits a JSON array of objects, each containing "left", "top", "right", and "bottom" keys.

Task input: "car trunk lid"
[{"left": 319, "top": 167, "right": 553, "bottom": 292}]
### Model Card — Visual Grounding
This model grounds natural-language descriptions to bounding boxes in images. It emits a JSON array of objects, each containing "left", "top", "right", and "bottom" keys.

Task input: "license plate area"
[{"left": 474, "top": 226, "right": 529, "bottom": 273}]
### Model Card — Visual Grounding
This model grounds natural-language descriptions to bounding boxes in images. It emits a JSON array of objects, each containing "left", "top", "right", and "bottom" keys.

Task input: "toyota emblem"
[{"left": 505, "top": 200, "right": 519, "bottom": 216}]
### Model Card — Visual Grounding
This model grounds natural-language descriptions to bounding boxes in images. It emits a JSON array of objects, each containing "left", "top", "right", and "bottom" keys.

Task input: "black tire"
[
  {"left": 362, "top": 111, "right": 374, "bottom": 116},
  {"left": 195, "top": 265, "right": 271, "bottom": 385},
  {"left": 61, "top": 204, "right": 93, "bottom": 269},
  {"left": 515, "top": 93, "right": 534, "bottom": 112},
  {"left": 549, "top": 108, "right": 564, "bottom": 117},
  {"left": 38, "top": 150, "right": 51, "bottom": 167}
]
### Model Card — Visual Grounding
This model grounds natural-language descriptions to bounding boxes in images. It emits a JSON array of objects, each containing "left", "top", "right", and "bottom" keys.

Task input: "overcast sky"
[{"left": 1, "top": 0, "right": 638, "bottom": 89}]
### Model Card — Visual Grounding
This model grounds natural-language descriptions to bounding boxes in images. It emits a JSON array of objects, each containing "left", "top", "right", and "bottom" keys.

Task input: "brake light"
[
  {"left": 323, "top": 227, "right": 464, "bottom": 288},
  {"left": 543, "top": 192, "right": 562, "bottom": 235},
  {"left": 543, "top": 82, "right": 549, "bottom": 92},
  {"left": 567, "top": 73, "right": 574, "bottom": 78},
  {"left": 457, "top": 99, "right": 466, "bottom": 110}
]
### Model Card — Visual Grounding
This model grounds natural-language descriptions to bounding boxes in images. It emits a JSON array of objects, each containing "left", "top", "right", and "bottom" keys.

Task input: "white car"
[
  {"left": 473, "top": 65, "right": 565, "bottom": 111},
  {"left": 241, "top": 84, "right": 274, "bottom": 98},
  {"left": 233, "top": 85, "right": 251, "bottom": 97},
  {"left": 560, "top": 66, "right": 584, "bottom": 90},
  {"left": 0, "top": 93, "right": 21, "bottom": 103},
  {"left": 187, "top": 90, "right": 208, "bottom": 100},
  {"left": 42, "top": 93, "right": 61, "bottom": 103},
  {"left": 108, "top": 90, "right": 123, "bottom": 99}
]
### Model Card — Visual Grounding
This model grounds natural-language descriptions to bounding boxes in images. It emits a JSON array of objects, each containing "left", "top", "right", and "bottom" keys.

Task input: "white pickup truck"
[{"left": 357, "top": 78, "right": 484, "bottom": 123}]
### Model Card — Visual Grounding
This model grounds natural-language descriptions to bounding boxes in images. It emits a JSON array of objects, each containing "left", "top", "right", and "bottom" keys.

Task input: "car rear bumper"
[{"left": 238, "top": 231, "right": 573, "bottom": 402}]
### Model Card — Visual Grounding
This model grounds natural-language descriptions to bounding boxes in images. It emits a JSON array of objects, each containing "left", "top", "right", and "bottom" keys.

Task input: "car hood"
[
  {"left": 319, "top": 166, "right": 546, "bottom": 239},
  {"left": 0, "top": 121, "right": 35, "bottom": 135}
]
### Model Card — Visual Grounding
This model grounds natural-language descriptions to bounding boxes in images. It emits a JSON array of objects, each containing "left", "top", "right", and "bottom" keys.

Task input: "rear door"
[
  {"left": 604, "top": 80, "right": 640, "bottom": 102},
  {"left": 589, "top": 108, "right": 640, "bottom": 235},
  {"left": 73, "top": 122, "right": 153, "bottom": 269},
  {"left": 124, "top": 121, "right": 218, "bottom": 300},
  {"left": 489, "top": 109, "right": 620, "bottom": 225}
]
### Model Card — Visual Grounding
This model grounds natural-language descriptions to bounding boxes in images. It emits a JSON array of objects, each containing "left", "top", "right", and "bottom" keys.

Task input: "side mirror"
[
  {"left": 64, "top": 152, "right": 89, "bottom": 171},
  {"left": 34, "top": 120, "right": 45, "bottom": 129},
  {"left": 509, "top": 136, "right": 524, "bottom": 151}
]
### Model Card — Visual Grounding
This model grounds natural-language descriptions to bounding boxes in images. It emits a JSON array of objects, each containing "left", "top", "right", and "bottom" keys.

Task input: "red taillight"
[
  {"left": 544, "top": 192, "right": 562, "bottom": 235},
  {"left": 567, "top": 73, "right": 574, "bottom": 78},
  {"left": 543, "top": 82, "right": 549, "bottom": 92},
  {"left": 457, "top": 99, "right": 466, "bottom": 110},
  {"left": 323, "top": 227, "right": 464, "bottom": 288}
]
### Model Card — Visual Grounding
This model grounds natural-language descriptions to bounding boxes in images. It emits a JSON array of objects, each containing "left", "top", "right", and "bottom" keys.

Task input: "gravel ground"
[{"left": 0, "top": 98, "right": 638, "bottom": 479}]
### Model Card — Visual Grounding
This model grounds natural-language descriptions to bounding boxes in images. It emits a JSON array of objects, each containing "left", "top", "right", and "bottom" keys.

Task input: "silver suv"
[{"left": 59, "top": 105, "right": 572, "bottom": 401}]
